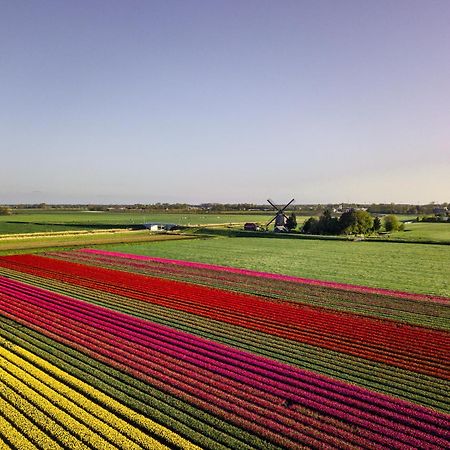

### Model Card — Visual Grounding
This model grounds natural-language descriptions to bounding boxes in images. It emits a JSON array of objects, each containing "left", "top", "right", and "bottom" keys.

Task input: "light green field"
[
  {"left": 97, "top": 237, "right": 450, "bottom": 297},
  {"left": 398, "top": 222, "right": 450, "bottom": 243}
]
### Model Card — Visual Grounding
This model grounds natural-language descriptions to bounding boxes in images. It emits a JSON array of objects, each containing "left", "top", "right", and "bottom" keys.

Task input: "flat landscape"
[
  {"left": 0, "top": 249, "right": 448, "bottom": 449},
  {"left": 4, "top": 1, "right": 450, "bottom": 448},
  {"left": 0, "top": 211, "right": 449, "bottom": 448}
]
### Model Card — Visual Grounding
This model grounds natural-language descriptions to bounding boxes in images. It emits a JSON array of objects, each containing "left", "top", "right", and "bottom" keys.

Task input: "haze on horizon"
[{"left": 1, "top": 0, "right": 449, "bottom": 205}]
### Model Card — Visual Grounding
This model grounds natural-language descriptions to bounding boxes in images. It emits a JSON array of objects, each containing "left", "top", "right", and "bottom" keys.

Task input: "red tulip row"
[
  {"left": 1, "top": 276, "right": 449, "bottom": 449},
  {"left": 1, "top": 254, "right": 449, "bottom": 380}
]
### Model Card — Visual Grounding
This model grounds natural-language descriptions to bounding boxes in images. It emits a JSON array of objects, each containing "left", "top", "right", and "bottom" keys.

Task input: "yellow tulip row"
[
  {"left": 0, "top": 412, "right": 36, "bottom": 450},
  {"left": 0, "top": 386, "right": 62, "bottom": 449},
  {"left": 0, "top": 359, "right": 111, "bottom": 449},
  {"left": 0, "top": 364, "right": 86, "bottom": 448},
  {"left": 0, "top": 341, "right": 200, "bottom": 449}
]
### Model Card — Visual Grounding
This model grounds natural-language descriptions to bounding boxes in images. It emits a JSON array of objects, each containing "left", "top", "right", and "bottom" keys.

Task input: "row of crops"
[{"left": 0, "top": 250, "right": 448, "bottom": 448}]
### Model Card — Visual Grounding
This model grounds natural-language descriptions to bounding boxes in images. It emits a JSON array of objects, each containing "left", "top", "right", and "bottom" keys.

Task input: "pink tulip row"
[
  {"left": 80, "top": 249, "right": 450, "bottom": 304},
  {"left": 1, "top": 276, "right": 448, "bottom": 449}
]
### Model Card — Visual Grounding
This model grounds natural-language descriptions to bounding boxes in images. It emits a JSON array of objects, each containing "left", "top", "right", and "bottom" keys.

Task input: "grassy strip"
[
  {"left": 0, "top": 316, "right": 270, "bottom": 450},
  {"left": 92, "top": 237, "right": 450, "bottom": 297},
  {"left": 2, "top": 266, "right": 448, "bottom": 413}
]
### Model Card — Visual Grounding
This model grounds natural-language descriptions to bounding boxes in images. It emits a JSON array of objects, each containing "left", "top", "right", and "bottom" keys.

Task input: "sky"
[{"left": 1, "top": 0, "right": 449, "bottom": 204}]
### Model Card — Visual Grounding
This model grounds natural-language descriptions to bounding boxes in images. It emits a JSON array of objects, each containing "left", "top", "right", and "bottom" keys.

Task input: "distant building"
[
  {"left": 244, "top": 222, "right": 258, "bottom": 231},
  {"left": 144, "top": 223, "right": 179, "bottom": 232}
]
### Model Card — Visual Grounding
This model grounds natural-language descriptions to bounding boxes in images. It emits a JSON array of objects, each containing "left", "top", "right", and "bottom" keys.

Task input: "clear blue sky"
[{"left": 1, "top": 0, "right": 449, "bottom": 204}]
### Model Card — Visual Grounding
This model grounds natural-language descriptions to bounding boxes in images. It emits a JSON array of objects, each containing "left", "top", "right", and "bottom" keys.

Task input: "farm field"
[
  {"left": 0, "top": 229, "right": 192, "bottom": 254},
  {"left": 0, "top": 249, "right": 448, "bottom": 449},
  {"left": 2, "top": 210, "right": 449, "bottom": 244},
  {"left": 98, "top": 237, "right": 450, "bottom": 297},
  {"left": 0, "top": 211, "right": 280, "bottom": 234}
]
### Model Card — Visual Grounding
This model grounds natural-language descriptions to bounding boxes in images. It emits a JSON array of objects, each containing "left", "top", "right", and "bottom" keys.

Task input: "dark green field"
[
  {"left": 0, "top": 210, "right": 278, "bottom": 234},
  {"left": 98, "top": 237, "right": 450, "bottom": 297}
]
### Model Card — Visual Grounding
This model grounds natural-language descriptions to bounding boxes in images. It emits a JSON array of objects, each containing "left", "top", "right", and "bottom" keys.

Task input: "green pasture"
[
  {"left": 397, "top": 222, "right": 450, "bottom": 243},
  {"left": 98, "top": 237, "right": 450, "bottom": 297}
]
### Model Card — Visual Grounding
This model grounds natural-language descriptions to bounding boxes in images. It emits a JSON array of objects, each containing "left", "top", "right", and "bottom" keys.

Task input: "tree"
[
  {"left": 317, "top": 209, "right": 340, "bottom": 234},
  {"left": 354, "top": 210, "right": 374, "bottom": 234},
  {"left": 373, "top": 216, "right": 381, "bottom": 232},
  {"left": 285, "top": 213, "right": 297, "bottom": 231},
  {"left": 338, "top": 209, "right": 357, "bottom": 234},
  {"left": 384, "top": 215, "right": 401, "bottom": 232},
  {"left": 0, "top": 206, "right": 12, "bottom": 215},
  {"left": 301, "top": 217, "right": 319, "bottom": 234},
  {"left": 338, "top": 209, "right": 373, "bottom": 235}
]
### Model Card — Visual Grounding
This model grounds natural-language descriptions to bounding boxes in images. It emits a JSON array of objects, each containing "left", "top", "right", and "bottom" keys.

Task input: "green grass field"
[
  {"left": 97, "top": 237, "right": 450, "bottom": 297},
  {"left": 398, "top": 222, "right": 450, "bottom": 243}
]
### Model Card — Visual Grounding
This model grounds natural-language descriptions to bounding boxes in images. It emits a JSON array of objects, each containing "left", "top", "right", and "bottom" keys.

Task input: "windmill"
[{"left": 266, "top": 198, "right": 295, "bottom": 232}]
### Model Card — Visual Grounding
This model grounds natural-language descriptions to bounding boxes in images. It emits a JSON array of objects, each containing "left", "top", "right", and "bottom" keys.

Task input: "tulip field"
[{"left": 0, "top": 249, "right": 449, "bottom": 449}]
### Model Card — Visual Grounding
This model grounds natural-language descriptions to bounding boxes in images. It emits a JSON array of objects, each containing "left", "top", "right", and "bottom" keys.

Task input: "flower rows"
[
  {"left": 0, "top": 250, "right": 449, "bottom": 449},
  {"left": 1, "top": 254, "right": 448, "bottom": 380},
  {"left": 0, "top": 275, "right": 449, "bottom": 449},
  {"left": 0, "top": 315, "right": 263, "bottom": 450},
  {"left": 2, "top": 264, "right": 448, "bottom": 414}
]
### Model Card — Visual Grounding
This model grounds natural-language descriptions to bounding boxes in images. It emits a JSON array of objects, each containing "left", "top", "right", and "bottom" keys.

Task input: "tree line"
[{"left": 301, "top": 209, "right": 403, "bottom": 235}]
